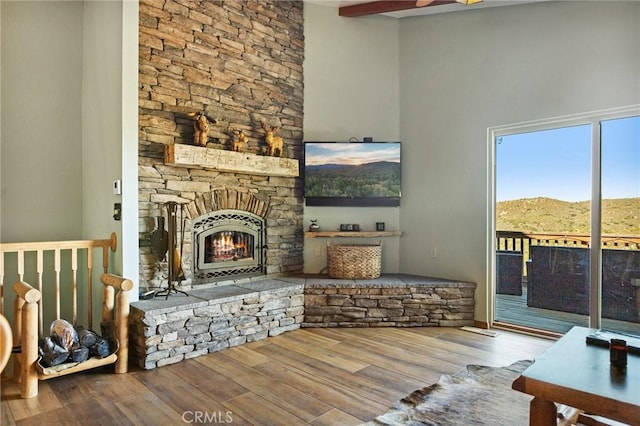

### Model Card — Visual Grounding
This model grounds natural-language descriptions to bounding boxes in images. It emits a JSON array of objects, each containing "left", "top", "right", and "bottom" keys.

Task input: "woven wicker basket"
[{"left": 327, "top": 243, "right": 382, "bottom": 279}]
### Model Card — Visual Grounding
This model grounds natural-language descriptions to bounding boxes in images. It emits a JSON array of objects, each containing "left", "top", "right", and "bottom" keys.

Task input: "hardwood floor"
[{"left": 1, "top": 327, "right": 554, "bottom": 426}]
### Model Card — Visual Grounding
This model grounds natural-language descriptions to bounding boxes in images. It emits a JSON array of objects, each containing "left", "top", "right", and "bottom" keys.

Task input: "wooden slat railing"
[
  {"left": 496, "top": 231, "right": 640, "bottom": 278},
  {"left": 0, "top": 233, "right": 117, "bottom": 333},
  {"left": 0, "top": 233, "right": 132, "bottom": 398},
  {"left": 497, "top": 231, "right": 640, "bottom": 253}
]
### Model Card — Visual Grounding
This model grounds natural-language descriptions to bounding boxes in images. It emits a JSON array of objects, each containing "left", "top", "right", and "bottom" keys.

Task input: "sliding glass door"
[
  {"left": 492, "top": 107, "right": 640, "bottom": 335},
  {"left": 600, "top": 116, "right": 640, "bottom": 334},
  {"left": 494, "top": 125, "right": 592, "bottom": 333}
]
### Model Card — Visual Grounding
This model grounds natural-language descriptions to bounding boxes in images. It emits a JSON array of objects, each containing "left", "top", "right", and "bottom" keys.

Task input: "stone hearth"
[
  {"left": 130, "top": 277, "right": 305, "bottom": 370},
  {"left": 129, "top": 274, "right": 476, "bottom": 369}
]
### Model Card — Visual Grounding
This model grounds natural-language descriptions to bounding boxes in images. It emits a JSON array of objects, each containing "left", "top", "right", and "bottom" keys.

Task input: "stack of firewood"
[{"left": 38, "top": 319, "right": 111, "bottom": 367}]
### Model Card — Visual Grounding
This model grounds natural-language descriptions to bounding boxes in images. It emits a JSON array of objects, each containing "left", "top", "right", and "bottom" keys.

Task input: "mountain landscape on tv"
[{"left": 305, "top": 161, "right": 401, "bottom": 198}]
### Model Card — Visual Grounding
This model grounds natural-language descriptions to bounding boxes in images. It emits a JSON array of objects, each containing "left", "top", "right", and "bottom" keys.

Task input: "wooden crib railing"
[{"left": 0, "top": 233, "right": 133, "bottom": 398}]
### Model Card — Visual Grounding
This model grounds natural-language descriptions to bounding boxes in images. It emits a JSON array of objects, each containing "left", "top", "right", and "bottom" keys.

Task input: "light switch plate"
[{"left": 113, "top": 179, "right": 122, "bottom": 195}]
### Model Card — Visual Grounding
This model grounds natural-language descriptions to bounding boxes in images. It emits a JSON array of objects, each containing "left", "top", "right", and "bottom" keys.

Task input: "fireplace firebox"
[{"left": 192, "top": 209, "right": 265, "bottom": 283}]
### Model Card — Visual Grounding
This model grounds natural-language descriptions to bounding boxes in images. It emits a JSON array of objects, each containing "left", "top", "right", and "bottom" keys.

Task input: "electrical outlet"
[
  {"left": 314, "top": 246, "right": 323, "bottom": 257},
  {"left": 430, "top": 247, "right": 437, "bottom": 258},
  {"left": 113, "top": 203, "right": 122, "bottom": 221}
]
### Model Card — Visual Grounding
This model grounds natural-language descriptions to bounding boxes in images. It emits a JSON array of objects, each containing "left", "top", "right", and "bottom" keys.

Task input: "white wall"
[
  {"left": 303, "top": 3, "right": 402, "bottom": 274},
  {"left": 398, "top": 1, "right": 640, "bottom": 322},
  {"left": 120, "top": 0, "right": 140, "bottom": 298}
]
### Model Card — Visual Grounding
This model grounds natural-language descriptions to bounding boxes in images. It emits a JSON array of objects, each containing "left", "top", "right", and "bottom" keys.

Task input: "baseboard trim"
[
  {"left": 492, "top": 321, "right": 562, "bottom": 340},
  {"left": 474, "top": 320, "right": 489, "bottom": 329}
]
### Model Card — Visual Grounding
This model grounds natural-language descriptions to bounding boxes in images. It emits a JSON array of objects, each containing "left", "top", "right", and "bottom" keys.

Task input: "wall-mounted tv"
[{"left": 304, "top": 142, "right": 401, "bottom": 207}]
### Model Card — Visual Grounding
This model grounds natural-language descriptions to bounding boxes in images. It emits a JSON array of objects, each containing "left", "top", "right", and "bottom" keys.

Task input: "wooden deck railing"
[
  {"left": 496, "top": 231, "right": 640, "bottom": 254},
  {"left": 496, "top": 231, "right": 640, "bottom": 281}
]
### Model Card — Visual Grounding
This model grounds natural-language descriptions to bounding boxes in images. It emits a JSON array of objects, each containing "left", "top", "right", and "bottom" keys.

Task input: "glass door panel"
[
  {"left": 495, "top": 125, "right": 592, "bottom": 333},
  {"left": 600, "top": 115, "right": 640, "bottom": 334}
]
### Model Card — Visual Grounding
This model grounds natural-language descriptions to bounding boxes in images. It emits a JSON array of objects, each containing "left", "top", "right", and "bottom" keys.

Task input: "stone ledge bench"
[
  {"left": 302, "top": 274, "right": 476, "bottom": 328},
  {"left": 128, "top": 274, "right": 476, "bottom": 369},
  {"left": 129, "top": 278, "right": 305, "bottom": 370}
]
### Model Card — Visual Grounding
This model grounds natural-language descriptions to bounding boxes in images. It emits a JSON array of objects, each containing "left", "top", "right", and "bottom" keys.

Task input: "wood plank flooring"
[{"left": 1, "top": 327, "right": 555, "bottom": 426}]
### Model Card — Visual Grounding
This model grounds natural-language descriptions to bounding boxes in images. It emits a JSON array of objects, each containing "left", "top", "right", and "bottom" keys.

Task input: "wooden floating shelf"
[
  {"left": 165, "top": 144, "right": 299, "bottom": 177},
  {"left": 304, "top": 231, "right": 402, "bottom": 238}
]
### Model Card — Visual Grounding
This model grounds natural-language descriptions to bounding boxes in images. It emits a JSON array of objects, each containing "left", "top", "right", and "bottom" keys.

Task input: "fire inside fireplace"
[
  {"left": 205, "top": 231, "right": 254, "bottom": 263},
  {"left": 192, "top": 210, "right": 265, "bottom": 283}
]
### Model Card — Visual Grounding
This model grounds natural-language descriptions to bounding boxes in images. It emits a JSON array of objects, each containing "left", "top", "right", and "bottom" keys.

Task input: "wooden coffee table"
[{"left": 512, "top": 326, "right": 640, "bottom": 425}]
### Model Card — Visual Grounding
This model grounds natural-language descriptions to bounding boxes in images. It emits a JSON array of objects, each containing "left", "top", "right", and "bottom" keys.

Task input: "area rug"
[{"left": 364, "top": 360, "right": 537, "bottom": 426}]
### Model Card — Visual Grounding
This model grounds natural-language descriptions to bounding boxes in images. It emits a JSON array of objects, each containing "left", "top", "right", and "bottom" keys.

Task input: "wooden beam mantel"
[
  {"left": 339, "top": 0, "right": 456, "bottom": 17},
  {"left": 165, "top": 144, "right": 299, "bottom": 178}
]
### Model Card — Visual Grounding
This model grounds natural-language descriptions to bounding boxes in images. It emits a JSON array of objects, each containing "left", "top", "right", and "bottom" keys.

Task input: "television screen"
[{"left": 304, "top": 142, "right": 401, "bottom": 206}]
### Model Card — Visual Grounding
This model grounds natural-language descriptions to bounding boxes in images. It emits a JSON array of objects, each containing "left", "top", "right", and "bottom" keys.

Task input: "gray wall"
[
  {"left": 303, "top": 3, "right": 401, "bottom": 274},
  {"left": 304, "top": 1, "right": 640, "bottom": 322},
  {"left": 82, "top": 0, "right": 123, "bottom": 243},
  {"left": 398, "top": 0, "right": 639, "bottom": 322},
  {"left": 0, "top": 1, "right": 137, "bottom": 318},
  {"left": 80, "top": 0, "right": 139, "bottom": 298},
  {"left": 1, "top": 1, "right": 84, "bottom": 241},
  {"left": 0, "top": 1, "right": 134, "bottom": 253}
]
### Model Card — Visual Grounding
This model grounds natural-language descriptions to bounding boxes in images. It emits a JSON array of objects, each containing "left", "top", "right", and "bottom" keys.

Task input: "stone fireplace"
[
  {"left": 142, "top": 179, "right": 301, "bottom": 290},
  {"left": 183, "top": 186, "right": 276, "bottom": 286},
  {"left": 138, "top": 1, "right": 305, "bottom": 290},
  {"left": 128, "top": 0, "right": 478, "bottom": 372}
]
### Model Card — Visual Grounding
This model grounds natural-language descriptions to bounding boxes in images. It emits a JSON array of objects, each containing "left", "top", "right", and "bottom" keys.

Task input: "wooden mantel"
[{"left": 165, "top": 144, "right": 299, "bottom": 178}]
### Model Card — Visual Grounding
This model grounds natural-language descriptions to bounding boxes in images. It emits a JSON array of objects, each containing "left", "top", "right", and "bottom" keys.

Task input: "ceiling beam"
[{"left": 339, "top": 0, "right": 457, "bottom": 17}]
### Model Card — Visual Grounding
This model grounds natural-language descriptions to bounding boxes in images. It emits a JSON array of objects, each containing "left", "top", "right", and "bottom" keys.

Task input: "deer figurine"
[
  {"left": 261, "top": 122, "right": 284, "bottom": 157},
  {"left": 231, "top": 129, "right": 249, "bottom": 152},
  {"left": 188, "top": 112, "right": 218, "bottom": 147}
]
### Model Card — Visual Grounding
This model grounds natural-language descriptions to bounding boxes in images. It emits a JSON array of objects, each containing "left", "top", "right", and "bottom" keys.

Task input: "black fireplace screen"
[{"left": 192, "top": 210, "right": 264, "bottom": 283}]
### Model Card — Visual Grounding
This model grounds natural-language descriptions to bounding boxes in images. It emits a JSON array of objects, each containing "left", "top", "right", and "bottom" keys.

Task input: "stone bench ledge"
[
  {"left": 131, "top": 278, "right": 305, "bottom": 316},
  {"left": 302, "top": 274, "right": 476, "bottom": 328},
  {"left": 302, "top": 273, "right": 476, "bottom": 289},
  {"left": 128, "top": 274, "right": 476, "bottom": 369}
]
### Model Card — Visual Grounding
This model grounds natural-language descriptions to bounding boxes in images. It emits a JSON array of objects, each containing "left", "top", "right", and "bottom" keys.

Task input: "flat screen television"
[{"left": 304, "top": 142, "right": 401, "bottom": 206}]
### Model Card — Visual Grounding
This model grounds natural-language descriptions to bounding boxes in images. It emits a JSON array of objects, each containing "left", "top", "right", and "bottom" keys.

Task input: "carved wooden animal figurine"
[
  {"left": 231, "top": 129, "right": 249, "bottom": 152},
  {"left": 261, "top": 122, "right": 284, "bottom": 157},
  {"left": 188, "top": 112, "right": 217, "bottom": 147}
]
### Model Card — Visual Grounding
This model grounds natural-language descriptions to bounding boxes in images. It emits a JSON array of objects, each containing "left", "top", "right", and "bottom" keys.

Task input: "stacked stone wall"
[
  {"left": 303, "top": 276, "right": 476, "bottom": 327},
  {"left": 138, "top": 0, "right": 304, "bottom": 288},
  {"left": 130, "top": 281, "right": 305, "bottom": 369},
  {"left": 128, "top": 276, "right": 476, "bottom": 369}
]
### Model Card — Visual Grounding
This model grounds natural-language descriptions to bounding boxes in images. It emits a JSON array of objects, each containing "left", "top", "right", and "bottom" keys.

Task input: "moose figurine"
[
  {"left": 261, "top": 122, "right": 284, "bottom": 157},
  {"left": 231, "top": 129, "right": 249, "bottom": 152},
  {"left": 188, "top": 112, "right": 218, "bottom": 147}
]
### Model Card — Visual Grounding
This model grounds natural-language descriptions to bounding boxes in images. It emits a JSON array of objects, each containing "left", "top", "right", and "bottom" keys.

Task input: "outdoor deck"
[
  {"left": 495, "top": 231, "right": 640, "bottom": 336},
  {"left": 495, "top": 285, "right": 640, "bottom": 335}
]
